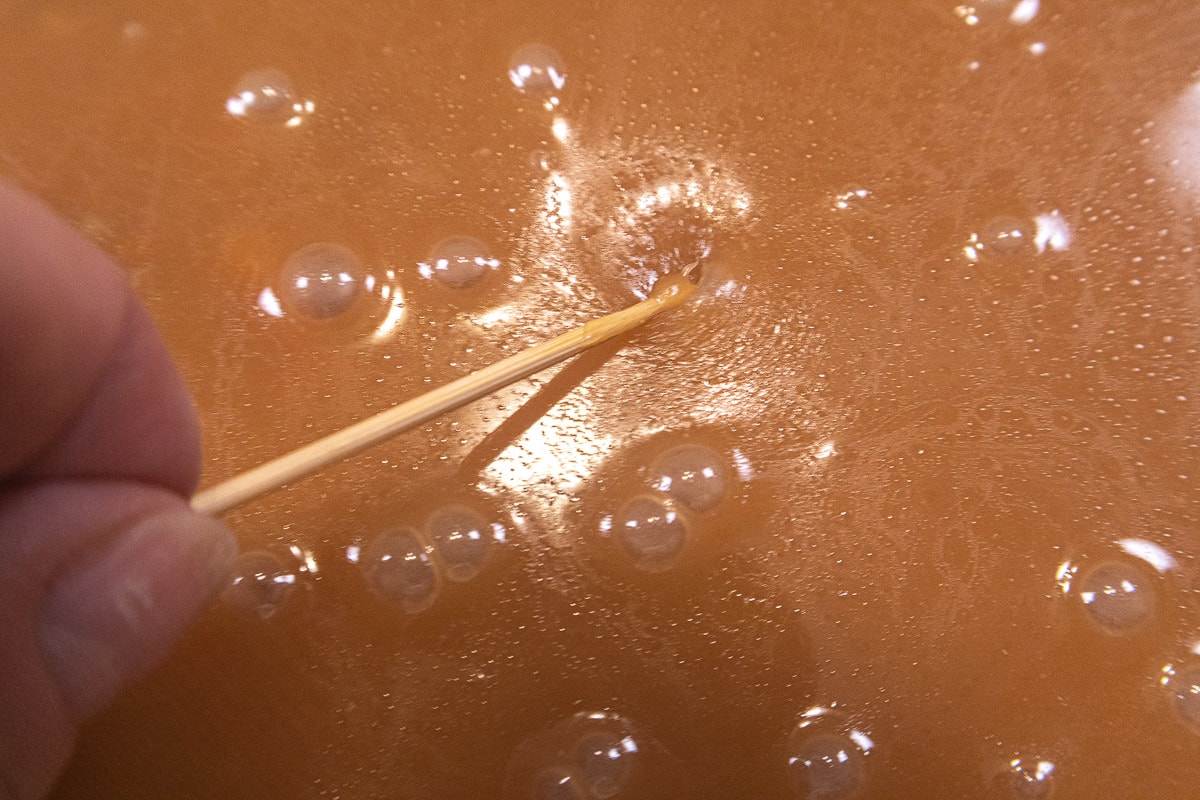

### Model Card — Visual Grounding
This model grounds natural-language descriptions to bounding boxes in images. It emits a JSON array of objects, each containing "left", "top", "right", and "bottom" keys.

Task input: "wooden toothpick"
[{"left": 192, "top": 271, "right": 698, "bottom": 516}]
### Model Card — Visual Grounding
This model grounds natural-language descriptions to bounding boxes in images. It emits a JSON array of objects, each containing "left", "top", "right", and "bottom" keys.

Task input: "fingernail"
[{"left": 38, "top": 509, "right": 237, "bottom": 719}]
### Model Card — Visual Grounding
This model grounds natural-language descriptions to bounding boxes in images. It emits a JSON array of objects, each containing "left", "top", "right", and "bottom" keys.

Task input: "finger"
[
  {"left": 24, "top": 299, "right": 203, "bottom": 496},
  {"left": 0, "top": 185, "right": 201, "bottom": 496},
  {"left": 0, "top": 480, "right": 236, "bottom": 800},
  {"left": 0, "top": 185, "right": 129, "bottom": 479}
]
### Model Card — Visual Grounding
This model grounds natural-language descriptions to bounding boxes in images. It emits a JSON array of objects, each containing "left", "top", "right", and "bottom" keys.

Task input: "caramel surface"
[{"left": 1, "top": 1, "right": 1198, "bottom": 798}]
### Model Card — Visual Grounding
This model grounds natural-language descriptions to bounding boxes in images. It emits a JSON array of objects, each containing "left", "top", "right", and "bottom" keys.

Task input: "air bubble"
[
  {"left": 1078, "top": 561, "right": 1155, "bottom": 633},
  {"left": 419, "top": 235, "right": 500, "bottom": 289},
  {"left": 426, "top": 504, "right": 495, "bottom": 582},
  {"left": 1164, "top": 663, "right": 1200, "bottom": 734},
  {"left": 226, "top": 68, "right": 313, "bottom": 126},
  {"left": 991, "top": 758, "right": 1057, "bottom": 799},
  {"left": 785, "top": 707, "right": 873, "bottom": 800},
  {"left": 508, "top": 43, "right": 566, "bottom": 97},
  {"left": 788, "top": 734, "right": 865, "bottom": 799},
  {"left": 572, "top": 729, "right": 637, "bottom": 799},
  {"left": 649, "top": 444, "right": 728, "bottom": 512},
  {"left": 361, "top": 529, "right": 438, "bottom": 613},
  {"left": 964, "top": 216, "right": 1032, "bottom": 262},
  {"left": 614, "top": 495, "right": 689, "bottom": 572},
  {"left": 504, "top": 712, "right": 642, "bottom": 800},
  {"left": 221, "top": 551, "right": 295, "bottom": 619},
  {"left": 981, "top": 216, "right": 1031, "bottom": 255},
  {"left": 279, "top": 243, "right": 363, "bottom": 320}
]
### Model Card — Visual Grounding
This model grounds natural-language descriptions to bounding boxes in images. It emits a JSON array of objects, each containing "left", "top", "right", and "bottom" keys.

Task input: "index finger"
[{"left": 0, "top": 185, "right": 200, "bottom": 495}]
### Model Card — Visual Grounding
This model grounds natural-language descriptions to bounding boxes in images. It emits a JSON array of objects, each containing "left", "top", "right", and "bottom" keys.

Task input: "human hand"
[{"left": 0, "top": 185, "right": 236, "bottom": 799}]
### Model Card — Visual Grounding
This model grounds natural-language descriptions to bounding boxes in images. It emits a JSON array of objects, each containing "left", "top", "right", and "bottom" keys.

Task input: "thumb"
[
  {"left": 0, "top": 483, "right": 236, "bottom": 800},
  {"left": 38, "top": 504, "right": 237, "bottom": 720}
]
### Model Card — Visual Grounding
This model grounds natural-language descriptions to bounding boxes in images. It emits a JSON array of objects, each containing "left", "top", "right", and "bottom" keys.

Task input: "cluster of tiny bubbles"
[
  {"left": 256, "top": 242, "right": 405, "bottom": 339},
  {"left": 418, "top": 235, "right": 502, "bottom": 290},
  {"left": 784, "top": 706, "right": 874, "bottom": 800},
  {"left": 504, "top": 712, "right": 642, "bottom": 800},
  {"left": 225, "top": 68, "right": 314, "bottom": 127},
  {"left": 351, "top": 528, "right": 440, "bottom": 614},
  {"left": 989, "top": 757, "right": 1057, "bottom": 800},
  {"left": 221, "top": 549, "right": 306, "bottom": 620},
  {"left": 963, "top": 211, "right": 1072, "bottom": 263},
  {"left": 508, "top": 43, "right": 566, "bottom": 110},
  {"left": 1159, "top": 662, "right": 1200, "bottom": 734},
  {"left": 1054, "top": 537, "right": 1176, "bottom": 635}
]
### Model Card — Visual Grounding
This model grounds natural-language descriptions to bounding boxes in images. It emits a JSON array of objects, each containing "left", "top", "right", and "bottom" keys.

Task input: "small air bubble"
[
  {"left": 222, "top": 552, "right": 295, "bottom": 619},
  {"left": 226, "top": 68, "right": 312, "bottom": 126},
  {"left": 279, "top": 243, "right": 363, "bottom": 320}
]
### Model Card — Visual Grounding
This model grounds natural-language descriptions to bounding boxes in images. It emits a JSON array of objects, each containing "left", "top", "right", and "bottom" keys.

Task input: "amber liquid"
[{"left": 2, "top": 1, "right": 1199, "bottom": 797}]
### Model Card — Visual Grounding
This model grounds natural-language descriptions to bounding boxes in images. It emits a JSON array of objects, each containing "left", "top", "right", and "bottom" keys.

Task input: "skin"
[{"left": 0, "top": 185, "right": 236, "bottom": 800}]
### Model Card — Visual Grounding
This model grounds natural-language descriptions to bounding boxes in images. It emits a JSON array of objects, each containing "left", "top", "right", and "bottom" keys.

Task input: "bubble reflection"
[
  {"left": 425, "top": 504, "right": 498, "bottom": 582},
  {"left": 279, "top": 242, "right": 362, "bottom": 320},
  {"left": 257, "top": 244, "right": 406, "bottom": 340},
  {"left": 1078, "top": 562, "right": 1155, "bottom": 634},
  {"left": 785, "top": 706, "right": 873, "bottom": 800},
  {"left": 508, "top": 43, "right": 566, "bottom": 109},
  {"left": 222, "top": 551, "right": 296, "bottom": 620},
  {"left": 1160, "top": 662, "right": 1200, "bottom": 734},
  {"left": 1115, "top": 538, "right": 1177, "bottom": 573},
  {"left": 612, "top": 495, "right": 689, "bottom": 572},
  {"left": 649, "top": 444, "right": 727, "bottom": 512},
  {"left": 226, "top": 68, "right": 314, "bottom": 127},
  {"left": 360, "top": 529, "right": 439, "bottom": 613},
  {"left": 992, "top": 757, "right": 1056, "bottom": 799},
  {"left": 504, "top": 711, "right": 643, "bottom": 800},
  {"left": 1032, "top": 211, "right": 1071, "bottom": 253},
  {"left": 954, "top": 0, "right": 1039, "bottom": 27},
  {"left": 533, "top": 768, "right": 585, "bottom": 800},
  {"left": 419, "top": 235, "right": 500, "bottom": 289},
  {"left": 832, "top": 187, "right": 870, "bottom": 211},
  {"left": 963, "top": 212, "right": 1070, "bottom": 262}
]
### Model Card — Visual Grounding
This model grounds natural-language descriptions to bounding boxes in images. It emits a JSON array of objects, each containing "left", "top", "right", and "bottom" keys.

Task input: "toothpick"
[{"left": 192, "top": 272, "right": 697, "bottom": 516}]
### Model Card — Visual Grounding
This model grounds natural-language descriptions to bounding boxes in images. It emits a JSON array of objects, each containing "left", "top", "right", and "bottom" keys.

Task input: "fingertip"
[{"left": 37, "top": 508, "right": 237, "bottom": 720}]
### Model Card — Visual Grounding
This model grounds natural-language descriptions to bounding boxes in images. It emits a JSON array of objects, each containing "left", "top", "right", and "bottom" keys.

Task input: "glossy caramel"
[{"left": 0, "top": 1, "right": 1198, "bottom": 798}]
